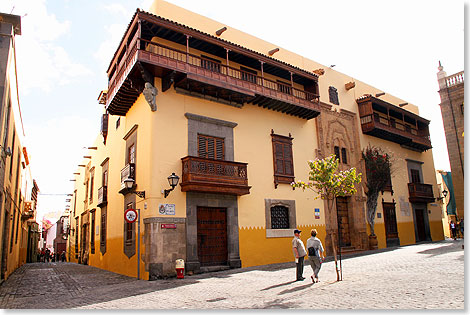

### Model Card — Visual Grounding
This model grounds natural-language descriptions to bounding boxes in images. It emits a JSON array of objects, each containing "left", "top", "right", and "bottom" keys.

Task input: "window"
[
  {"left": 198, "top": 134, "right": 224, "bottom": 160},
  {"left": 271, "top": 206, "right": 290, "bottom": 229},
  {"left": 75, "top": 219, "right": 79, "bottom": 258},
  {"left": 73, "top": 190, "right": 77, "bottom": 217},
  {"left": 102, "top": 170, "right": 108, "bottom": 187},
  {"left": 461, "top": 103, "right": 464, "bottom": 115},
  {"left": 89, "top": 168, "right": 94, "bottom": 203},
  {"left": 341, "top": 148, "right": 348, "bottom": 164},
  {"left": 9, "top": 129, "right": 15, "bottom": 177},
  {"left": 10, "top": 201, "right": 15, "bottom": 252},
  {"left": 90, "top": 210, "right": 95, "bottom": 254},
  {"left": 240, "top": 66, "right": 257, "bottom": 83},
  {"left": 334, "top": 146, "right": 340, "bottom": 161},
  {"left": 128, "top": 144, "right": 135, "bottom": 164},
  {"left": 271, "top": 132, "right": 294, "bottom": 188},
  {"left": 201, "top": 55, "right": 221, "bottom": 73},
  {"left": 265, "top": 199, "right": 297, "bottom": 238},
  {"left": 329, "top": 86, "right": 339, "bottom": 105},
  {"left": 84, "top": 180, "right": 89, "bottom": 206},
  {"left": 334, "top": 146, "right": 348, "bottom": 164},
  {"left": 100, "top": 209, "right": 107, "bottom": 254},
  {"left": 410, "top": 169, "right": 421, "bottom": 183},
  {"left": 15, "top": 197, "right": 21, "bottom": 244}
]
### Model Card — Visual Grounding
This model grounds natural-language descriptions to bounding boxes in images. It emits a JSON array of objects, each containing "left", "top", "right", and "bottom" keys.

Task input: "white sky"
[{"left": 0, "top": 0, "right": 465, "bottom": 223}]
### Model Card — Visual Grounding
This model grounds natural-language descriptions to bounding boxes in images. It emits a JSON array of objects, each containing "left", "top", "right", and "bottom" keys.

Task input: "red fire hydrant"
[{"left": 176, "top": 259, "right": 185, "bottom": 279}]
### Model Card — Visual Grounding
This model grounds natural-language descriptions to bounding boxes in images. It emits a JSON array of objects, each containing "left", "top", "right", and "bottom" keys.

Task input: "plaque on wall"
[{"left": 158, "top": 204, "right": 175, "bottom": 215}]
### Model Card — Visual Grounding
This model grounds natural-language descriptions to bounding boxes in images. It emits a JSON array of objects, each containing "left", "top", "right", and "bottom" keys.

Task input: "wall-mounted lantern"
[
  {"left": 123, "top": 178, "right": 145, "bottom": 199},
  {"left": 164, "top": 173, "right": 179, "bottom": 198}
]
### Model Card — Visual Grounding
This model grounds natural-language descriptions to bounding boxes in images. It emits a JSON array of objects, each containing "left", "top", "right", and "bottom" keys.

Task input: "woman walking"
[{"left": 306, "top": 229, "right": 324, "bottom": 283}]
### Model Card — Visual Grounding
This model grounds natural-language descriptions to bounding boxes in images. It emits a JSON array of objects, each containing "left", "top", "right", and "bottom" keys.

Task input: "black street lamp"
[
  {"left": 164, "top": 173, "right": 179, "bottom": 198},
  {"left": 123, "top": 178, "right": 145, "bottom": 199}
]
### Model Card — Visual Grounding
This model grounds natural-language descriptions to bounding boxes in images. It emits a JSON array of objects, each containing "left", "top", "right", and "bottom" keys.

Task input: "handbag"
[{"left": 308, "top": 247, "right": 316, "bottom": 257}]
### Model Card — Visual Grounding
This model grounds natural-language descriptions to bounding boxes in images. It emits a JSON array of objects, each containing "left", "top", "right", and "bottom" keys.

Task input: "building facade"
[
  {"left": 67, "top": 0, "right": 444, "bottom": 280},
  {"left": 0, "top": 12, "right": 40, "bottom": 280},
  {"left": 436, "top": 64, "right": 464, "bottom": 220}
]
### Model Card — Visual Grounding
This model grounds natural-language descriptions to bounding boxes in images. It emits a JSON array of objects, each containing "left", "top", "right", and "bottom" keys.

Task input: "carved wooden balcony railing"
[
  {"left": 105, "top": 10, "right": 321, "bottom": 120},
  {"left": 357, "top": 95, "right": 432, "bottom": 152},
  {"left": 119, "top": 163, "right": 135, "bottom": 193},
  {"left": 180, "top": 156, "right": 251, "bottom": 196},
  {"left": 97, "top": 186, "right": 108, "bottom": 208},
  {"left": 408, "top": 183, "right": 435, "bottom": 203}
]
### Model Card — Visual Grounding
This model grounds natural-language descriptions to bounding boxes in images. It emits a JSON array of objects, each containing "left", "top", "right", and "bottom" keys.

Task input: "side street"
[{"left": 0, "top": 239, "right": 463, "bottom": 309}]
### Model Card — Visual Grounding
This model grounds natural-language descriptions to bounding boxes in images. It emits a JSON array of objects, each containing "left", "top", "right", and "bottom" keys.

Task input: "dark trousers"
[{"left": 296, "top": 256, "right": 305, "bottom": 280}]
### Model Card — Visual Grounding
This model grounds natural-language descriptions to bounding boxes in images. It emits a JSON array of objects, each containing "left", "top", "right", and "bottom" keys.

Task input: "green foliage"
[{"left": 291, "top": 155, "right": 362, "bottom": 201}]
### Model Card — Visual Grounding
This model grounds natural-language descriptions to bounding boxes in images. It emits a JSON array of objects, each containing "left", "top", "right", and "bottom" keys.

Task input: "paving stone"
[{"left": 0, "top": 239, "right": 464, "bottom": 309}]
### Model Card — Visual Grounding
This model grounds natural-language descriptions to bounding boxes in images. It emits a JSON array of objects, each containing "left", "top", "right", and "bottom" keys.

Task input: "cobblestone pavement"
[{"left": 0, "top": 239, "right": 464, "bottom": 309}]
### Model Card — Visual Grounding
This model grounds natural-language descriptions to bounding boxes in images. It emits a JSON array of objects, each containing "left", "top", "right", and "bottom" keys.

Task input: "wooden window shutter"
[
  {"left": 198, "top": 134, "right": 225, "bottom": 160},
  {"left": 271, "top": 131, "right": 294, "bottom": 188}
]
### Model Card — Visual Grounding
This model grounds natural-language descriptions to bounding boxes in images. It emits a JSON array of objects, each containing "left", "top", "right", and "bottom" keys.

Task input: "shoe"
[{"left": 296, "top": 277, "right": 305, "bottom": 281}]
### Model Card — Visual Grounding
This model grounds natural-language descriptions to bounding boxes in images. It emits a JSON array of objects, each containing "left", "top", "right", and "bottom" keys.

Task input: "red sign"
[
  {"left": 124, "top": 208, "right": 138, "bottom": 223},
  {"left": 161, "top": 224, "right": 177, "bottom": 229}
]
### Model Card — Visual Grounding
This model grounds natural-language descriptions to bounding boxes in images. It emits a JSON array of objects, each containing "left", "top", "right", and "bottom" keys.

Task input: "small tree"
[
  {"left": 362, "top": 145, "right": 393, "bottom": 236},
  {"left": 292, "top": 154, "right": 361, "bottom": 280}
]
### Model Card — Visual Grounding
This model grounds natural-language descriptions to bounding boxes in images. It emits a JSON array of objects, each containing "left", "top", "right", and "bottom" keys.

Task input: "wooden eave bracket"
[
  {"left": 345, "top": 81, "right": 355, "bottom": 90},
  {"left": 313, "top": 69, "right": 325, "bottom": 76},
  {"left": 268, "top": 48, "right": 280, "bottom": 56},
  {"left": 216, "top": 26, "right": 227, "bottom": 36}
]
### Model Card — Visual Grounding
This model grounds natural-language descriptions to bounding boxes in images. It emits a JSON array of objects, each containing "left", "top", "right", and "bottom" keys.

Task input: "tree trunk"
[{"left": 366, "top": 190, "right": 379, "bottom": 236}]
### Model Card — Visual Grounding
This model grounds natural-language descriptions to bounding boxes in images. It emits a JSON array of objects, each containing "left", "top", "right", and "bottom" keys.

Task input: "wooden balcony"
[
  {"left": 105, "top": 10, "right": 320, "bottom": 120},
  {"left": 119, "top": 163, "right": 135, "bottom": 193},
  {"left": 408, "top": 183, "right": 435, "bottom": 203},
  {"left": 180, "top": 156, "right": 251, "bottom": 196},
  {"left": 357, "top": 95, "right": 432, "bottom": 152},
  {"left": 97, "top": 186, "right": 107, "bottom": 208}
]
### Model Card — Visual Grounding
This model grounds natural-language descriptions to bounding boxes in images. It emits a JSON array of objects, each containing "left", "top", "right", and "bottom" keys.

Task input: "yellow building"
[
  {"left": 67, "top": 0, "right": 444, "bottom": 280},
  {"left": 0, "top": 12, "right": 40, "bottom": 280}
]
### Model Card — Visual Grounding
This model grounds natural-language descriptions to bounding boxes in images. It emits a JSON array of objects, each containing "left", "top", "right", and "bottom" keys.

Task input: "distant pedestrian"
[
  {"left": 459, "top": 219, "right": 464, "bottom": 239},
  {"left": 292, "top": 229, "right": 307, "bottom": 281},
  {"left": 61, "top": 251, "right": 66, "bottom": 262},
  {"left": 306, "top": 229, "right": 325, "bottom": 283},
  {"left": 45, "top": 248, "right": 50, "bottom": 262},
  {"left": 450, "top": 220, "right": 457, "bottom": 240}
]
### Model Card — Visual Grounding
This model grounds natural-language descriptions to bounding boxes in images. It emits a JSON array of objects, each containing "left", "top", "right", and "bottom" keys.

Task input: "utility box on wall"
[{"left": 143, "top": 217, "right": 186, "bottom": 280}]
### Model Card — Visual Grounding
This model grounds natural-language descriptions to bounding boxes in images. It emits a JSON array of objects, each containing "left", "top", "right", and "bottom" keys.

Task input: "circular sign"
[{"left": 124, "top": 208, "right": 138, "bottom": 223}]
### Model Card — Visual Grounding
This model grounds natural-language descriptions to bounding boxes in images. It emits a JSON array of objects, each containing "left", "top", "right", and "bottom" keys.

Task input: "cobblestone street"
[{"left": 0, "top": 239, "right": 464, "bottom": 309}]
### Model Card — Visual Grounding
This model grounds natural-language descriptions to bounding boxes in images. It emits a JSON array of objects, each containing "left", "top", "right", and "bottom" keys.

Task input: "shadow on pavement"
[
  {"left": 417, "top": 239, "right": 464, "bottom": 257},
  {"left": 260, "top": 280, "right": 297, "bottom": 291}
]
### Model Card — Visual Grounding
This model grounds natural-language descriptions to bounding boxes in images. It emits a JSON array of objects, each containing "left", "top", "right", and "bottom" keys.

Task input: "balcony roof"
[
  {"left": 356, "top": 94, "right": 430, "bottom": 125},
  {"left": 107, "top": 9, "right": 318, "bottom": 84}
]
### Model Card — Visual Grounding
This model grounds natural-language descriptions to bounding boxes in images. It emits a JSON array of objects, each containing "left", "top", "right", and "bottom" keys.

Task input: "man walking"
[
  {"left": 292, "top": 229, "right": 307, "bottom": 281},
  {"left": 306, "top": 229, "right": 325, "bottom": 283}
]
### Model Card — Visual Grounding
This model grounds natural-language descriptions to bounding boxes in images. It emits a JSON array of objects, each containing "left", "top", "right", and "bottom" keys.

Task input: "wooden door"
[
  {"left": 336, "top": 197, "right": 351, "bottom": 247},
  {"left": 415, "top": 208, "right": 426, "bottom": 242},
  {"left": 383, "top": 202, "right": 399, "bottom": 240},
  {"left": 197, "top": 207, "right": 228, "bottom": 266}
]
